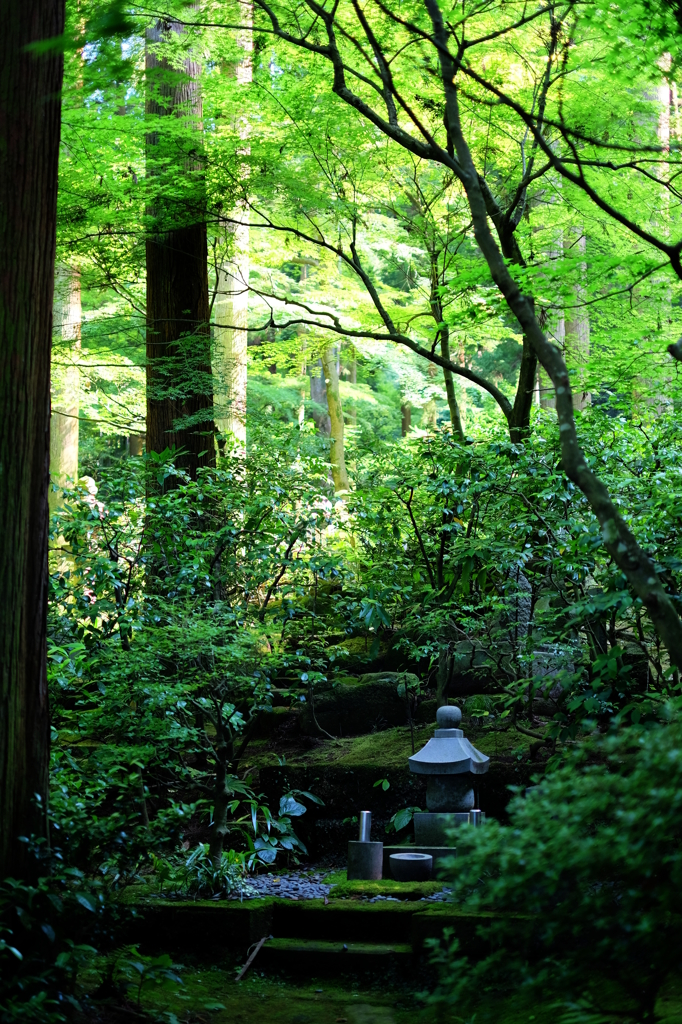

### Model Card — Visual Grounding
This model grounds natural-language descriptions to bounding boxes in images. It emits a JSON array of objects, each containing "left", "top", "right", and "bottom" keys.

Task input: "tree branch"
[{"left": 423, "top": 0, "right": 682, "bottom": 669}]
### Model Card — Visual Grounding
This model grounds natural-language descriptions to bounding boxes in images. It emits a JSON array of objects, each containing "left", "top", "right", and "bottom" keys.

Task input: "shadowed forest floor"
[{"left": 76, "top": 955, "right": 682, "bottom": 1024}]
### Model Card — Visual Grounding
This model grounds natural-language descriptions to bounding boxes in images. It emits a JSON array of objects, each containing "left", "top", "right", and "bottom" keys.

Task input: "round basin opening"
[{"left": 389, "top": 851, "right": 433, "bottom": 882}]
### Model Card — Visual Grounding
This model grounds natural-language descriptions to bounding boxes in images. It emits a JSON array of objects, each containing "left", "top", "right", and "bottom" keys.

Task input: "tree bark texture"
[
  {"left": 146, "top": 225, "right": 214, "bottom": 477},
  {"left": 50, "top": 265, "right": 80, "bottom": 511},
  {"left": 428, "top": 253, "right": 465, "bottom": 440},
  {"left": 129, "top": 433, "right": 145, "bottom": 456},
  {"left": 320, "top": 346, "right": 349, "bottom": 491},
  {"left": 564, "top": 231, "right": 590, "bottom": 410},
  {"left": 401, "top": 402, "right": 412, "bottom": 436},
  {"left": 145, "top": 22, "right": 214, "bottom": 481},
  {"left": 440, "top": 334, "right": 465, "bottom": 440},
  {"left": 214, "top": 216, "right": 249, "bottom": 447},
  {"left": 0, "top": 0, "right": 64, "bottom": 877},
  {"left": 510, "top": 332, "right": 540, "bottom": 432},
  {"left": 310, "top": 359, "right": 331, "bottom": 434}
]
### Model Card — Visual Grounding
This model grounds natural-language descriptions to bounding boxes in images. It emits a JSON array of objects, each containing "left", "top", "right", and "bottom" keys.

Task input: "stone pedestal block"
[
  {"left": 347, "top": 840, "right": 383, "bottom": 880},
  {"left": 414, "top": 812, "right": 470, "bottom": 846},
  {"left": 426, "top": 775, "right": 474, "bottom": 812}
]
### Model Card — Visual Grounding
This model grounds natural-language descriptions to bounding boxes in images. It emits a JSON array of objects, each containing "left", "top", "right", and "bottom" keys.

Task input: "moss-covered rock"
[
  {"left": 300, "top": 672, "right": 421, "bottom": 737},
  {"left": 415, "top": 699, "right": 438, "bottom": 724},
  {"left": 325, "top": 634, "right": 401, "bottom": 672},
  {"left": 252, "top": 704, "right": 299, "bottom": 738}
]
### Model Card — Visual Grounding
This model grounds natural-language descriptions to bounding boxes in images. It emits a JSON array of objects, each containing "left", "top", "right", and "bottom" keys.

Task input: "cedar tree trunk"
[
  {"left": 145, "top": 21, "right": 214, "bottom": 482},
  {"left": 0, "top": 0, "right": 64, "bottom": 877}
]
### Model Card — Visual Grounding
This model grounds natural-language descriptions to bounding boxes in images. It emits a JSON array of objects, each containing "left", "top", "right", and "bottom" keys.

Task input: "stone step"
[
  {"left": 260, "top": 937, "right": 413, "bottom": 971},
  {"left": 269, "top": 900, "right": 495, "bottom": 952},
  {"left": 271, "top": 900, "right": 416, "bottom": 942},
  {"left": 126, "top": 894, "right": 514, "bottom": 964}
]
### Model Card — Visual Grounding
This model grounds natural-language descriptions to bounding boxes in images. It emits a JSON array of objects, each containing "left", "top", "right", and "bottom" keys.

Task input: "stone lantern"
[{"left": 408, "top": 705, "right": 489, "bottom": 846}]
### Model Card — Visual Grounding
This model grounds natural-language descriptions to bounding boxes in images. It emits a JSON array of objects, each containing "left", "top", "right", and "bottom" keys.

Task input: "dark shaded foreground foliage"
[{"left": 431, "top": 709, "right": 682, "bottom": 1022}]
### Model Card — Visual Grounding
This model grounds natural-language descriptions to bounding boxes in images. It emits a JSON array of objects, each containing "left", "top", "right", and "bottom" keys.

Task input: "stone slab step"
[
  {"left": 260, "top": 937, "right": 413, "bottom": 971},
  {"left": 124, "top": 895, "right": 513, "bottom": 961},
  {"left": 272, "top": 899, "right": 416, "bottom": 942}
]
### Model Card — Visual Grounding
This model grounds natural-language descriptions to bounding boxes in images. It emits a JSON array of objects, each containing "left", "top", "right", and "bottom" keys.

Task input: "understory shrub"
[
  {"left": 0, "top": 863, "right": 113, "bottom": 1023},
  {"left": 431, "top": 709, "right": 682, "bottom": 1021}
]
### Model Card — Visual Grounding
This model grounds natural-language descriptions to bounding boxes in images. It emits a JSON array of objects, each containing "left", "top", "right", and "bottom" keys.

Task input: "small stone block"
[
  {"left": 347, "top": 840, "right": 383, "bottom": 880},
  {"left": 414, "top": 812, "right": 469, "bottom": 846}
]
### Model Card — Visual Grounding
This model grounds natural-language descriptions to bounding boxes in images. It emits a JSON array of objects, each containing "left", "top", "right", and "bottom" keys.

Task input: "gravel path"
[
  {"left": 418, "top": 888, "right": 453, "bottom": 902},
  {"left": 228, "top": 870, "right": 452, "bottom": 903},
  {"left": 359, "top": 889, "right": 452, "bottom": 903},
  {"left": 229, "top": 871, "right": 332, "bottom": 901}
]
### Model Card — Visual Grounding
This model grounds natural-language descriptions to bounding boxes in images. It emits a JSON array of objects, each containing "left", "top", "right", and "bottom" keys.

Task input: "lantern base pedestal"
[{"left": 414, "top": 812, "right": 482, "bottom": 846}]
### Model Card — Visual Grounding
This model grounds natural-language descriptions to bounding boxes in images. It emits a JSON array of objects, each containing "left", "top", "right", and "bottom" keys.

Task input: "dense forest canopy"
[{"left": 4, "top": 0, "right": 682, "bottom": 1019}]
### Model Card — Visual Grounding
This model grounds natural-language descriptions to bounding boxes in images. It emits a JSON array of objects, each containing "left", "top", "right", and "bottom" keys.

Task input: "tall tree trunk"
[
  {"left": 129, "top": 433, "right": 144, "bottom": 456},
  {"left": 401, "top": 402, "right": 412, "bottom": 436},
  {"left": 321, "top": 346, "right": 349, "bottom": 492},
  {"left": 0, "top": 0, "right": 64, "bottom": 878},
  {"left": 50, "top": 265, "right": 80, "bottom": 511},
  {"left": 509, "top": 333, "right": 538, "bottom": 437},
  {"left": 564, "top": 231, "right": 590, "bottom": 410},
  {"left": 429, "top": 256, "right": 465, "bottom": 440},
  {"left": 538, "top": 239, "right": 566, "bottom": 411},
  {"left": 214, "top": 218, "right": 249, "bottom": 446},
  {"left": 422, "top": 362, "right": 438, "bottom": 429},
  {"left": 310, "top": 359, "right": 331, "bottom": 434},
  {"left": 213, "top": 11, "right": 252, "bottom": 450},
  {"left": 440, "top": 327, "right": 465, "bottom": 441},
  {"left": 298, "top": 332, "right": 307, "bottom": 428},
  {"left": 346, "top": 345, "right": 357, "bottom": 427},
  {"left": 145, "top": 21, "right": 214, "bottom": 482}
]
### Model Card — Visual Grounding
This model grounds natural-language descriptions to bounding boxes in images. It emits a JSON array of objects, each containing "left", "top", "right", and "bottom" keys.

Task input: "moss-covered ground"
[
  {"left": 142, "top": 956, "right": 423, "bottom": 1024},
  {"left": 137, "top": 956, "right": 682, "bottom": 1024},
  {"left": 244, "top": 722, "right": 535, "bottom": 773},
  {"left": 324, "top": 872, "right": 445, "bottom": 901}
]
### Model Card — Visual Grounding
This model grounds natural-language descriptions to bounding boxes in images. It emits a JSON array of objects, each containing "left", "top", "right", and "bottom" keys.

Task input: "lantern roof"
[{"left": 408, "top": 705, "right": 490, "bottom": 776}]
